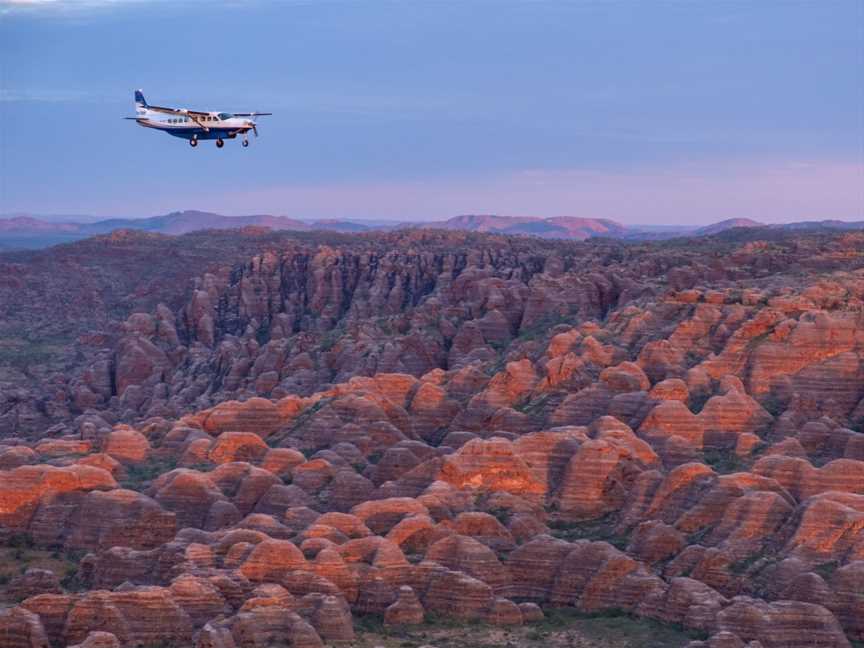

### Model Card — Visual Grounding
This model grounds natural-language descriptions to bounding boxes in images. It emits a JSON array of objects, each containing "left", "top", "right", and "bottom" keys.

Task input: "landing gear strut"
[
  {"left": 242, "top": 138, "right": 249, "bottom": 148},
  {"left": 189, "top": 137, "right": 198, "bottom": 148},
  {"left": 216, "top": 138, "right": 225, "bottom": 148}
]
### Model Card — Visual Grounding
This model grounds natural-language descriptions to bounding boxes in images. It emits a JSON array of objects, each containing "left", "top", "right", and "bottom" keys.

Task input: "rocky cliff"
[{"left": 1, "top": 228, "right": 863, "bottom": 646}]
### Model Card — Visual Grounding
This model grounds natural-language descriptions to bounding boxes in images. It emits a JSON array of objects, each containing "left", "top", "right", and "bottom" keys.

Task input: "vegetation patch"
[
  {"left": 351, "top": 607, "right": 705, "bottom": 648},
  {"left": 0, "top": 533, "right": 84, "bottom": 598},
  {"left": 813, "top": 560, "right": 840, "bottom": 582},
  {"left": 547, "top": 514, "right": 629, "bottom": 550},
  {"left": 120, "top": 457, "right": 178, "bottom": 491},
  {"left": 730, "top": 553, "right": 764, "bottom": 575},
  {"left": 703, "top": 448, "right": 744, "bottom": 474}
]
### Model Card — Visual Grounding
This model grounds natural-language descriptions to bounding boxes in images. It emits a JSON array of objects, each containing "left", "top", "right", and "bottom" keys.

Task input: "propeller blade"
[{"left": 253, "top": 124, "right": 258, "bottom": 137}]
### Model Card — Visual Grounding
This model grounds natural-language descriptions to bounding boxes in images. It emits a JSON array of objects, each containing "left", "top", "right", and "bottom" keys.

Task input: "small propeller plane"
[{"left": 124, "top": 90, "right": 272, "bottom": 148}]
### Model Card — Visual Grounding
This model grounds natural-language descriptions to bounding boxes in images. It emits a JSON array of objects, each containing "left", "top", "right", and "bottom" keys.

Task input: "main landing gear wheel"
[
  {"left": 189, "top": 138, "right": 198, "bottom": 148},
  {"left": 216, "top": 139, "right": 225, "bottom": 148},
  {"left": 242, "top": 139, "right": 249, "bottom": 148}
]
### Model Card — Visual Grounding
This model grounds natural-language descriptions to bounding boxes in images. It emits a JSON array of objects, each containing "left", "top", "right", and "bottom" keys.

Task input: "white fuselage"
[{"left": 134, "top": 108, "right": 251, "bottom": 141}]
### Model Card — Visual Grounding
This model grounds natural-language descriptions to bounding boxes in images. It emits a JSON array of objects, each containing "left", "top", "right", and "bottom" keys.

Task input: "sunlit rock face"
[{"left": 1, "top": 228, "right": 864, "bottom": 645}]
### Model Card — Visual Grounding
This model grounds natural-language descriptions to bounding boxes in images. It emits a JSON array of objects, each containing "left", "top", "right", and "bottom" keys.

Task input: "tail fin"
[{"left": 134, "top": 89, "right": 147, "bottom": 108}]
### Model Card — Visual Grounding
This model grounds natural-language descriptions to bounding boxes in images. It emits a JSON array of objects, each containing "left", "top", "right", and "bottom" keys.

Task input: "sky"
[{"left": 0, "top": 0, "right": 862, "bottom": 224}]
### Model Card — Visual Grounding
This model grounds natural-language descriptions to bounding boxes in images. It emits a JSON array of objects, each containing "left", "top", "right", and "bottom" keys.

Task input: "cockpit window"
[{"left": 217, "top": 112, "right": 233, "bottom": 120}]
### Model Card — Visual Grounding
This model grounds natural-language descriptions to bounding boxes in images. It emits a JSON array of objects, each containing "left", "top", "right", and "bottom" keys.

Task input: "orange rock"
[
  {"left": 426, "top": 535, "right": 510, "bottom": 593},
  {"left": 698, "top": 389, "right": 773, "bottom": 446},
  {"left": 75, "top": 453, "right": 122, "bottom": 477},
  {"left": 511, "top": 428, "right": 586, "bottom": 494},
  {"left": 546, "top": 328, "right": 582, "bottom": 358},
  {"left": 423, "top": 568, "right": 494, "bottom": 621},
  {"left": 0, "top": 446, "right": 36, "bottom": 470},
  {"left": 556, "top": 438, "right": 641, "bottom": 519},
  {"left": 169, "top": 574, "right": 228, "bottom": 628},
  {"left": 64, "top": 587, "right": 194, "bottom": 647},
  {"left": 785, "top": 492, "right": 864, "bottom": 563},
  {"left": 650, "top": 378, "right": 690, "bottom": 402},
  {"left": 637, "top": 576, "right": 728, "bottom": 630},
  {"left": 292, "top": 459, "right": 336, "bottom": 493},
  {"left": 102, "top": 426, "right": 150, "bottom": 464},
  {"left": 259, "top": 448, "right": 306, "bottom": 476},
  {"left": 438, "top": 437, "right": 545, "bottom": 496},
  {"left": 717, "top": 597, "right": 851, "bottom": 648},
  {"left": 486, "top": 597, "right": 523, "bottom": 625},
  {"left": 408, "top": 381, "right": 460, "bottom": 442},
  {"left": 34, "top": 439, "right": 93, "bottom": 458},
  {"left": 207, "top": 432, "right": 268, "bottom": 465},
  {"left": 0, "top": 464, "right": 116, "bottom": 529},
  {"left": 831, "top": 561, "right": 864, "bottom": 641},
  {"left": 150, "top": 468, "right": 229, "bottom": 529},
  {"left": 33, "top": 488, "right": 176, "bottom": 551},
  {"left": 68, "top": 631, "right": 121, "bottom": 648},
  {"left": 201, "top": 397, "right": 283, "bottom": 439},
  {"left": 639, "top": 401, "right": 704, "bottom": 448},
  {"left": 239, "top": 539, "right": 309, "bottom": 582},
  {"left": 311, "top": 548, "right": 358, "bottom": 603},
  {"left": 310, "top": 594, "right": 354, "bottom": 642},
  {"left": 504, "top": 535, "right": 574, "bottom": 601},
  {"left": 447, "top": 512, "right": 515, "bottom": 551},
  {"left": 0, "top": 607, "right": 51, "bottom": 648},
  {"left": 384, "top": 585, "right": 424, "bottom": 626},
  {"left": 627, "top": 521, "right": 685, "bottom": 564},
  {"left": 753, "top": 456, "right": 864, "bottom": 500},
  {"left": 600, "top": 361, "right": 651, "bottom": 393}
]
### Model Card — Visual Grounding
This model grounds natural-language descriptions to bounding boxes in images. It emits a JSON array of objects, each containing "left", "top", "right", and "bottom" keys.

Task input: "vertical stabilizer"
[{"left": 134, "top": 89, "right": 148, "bottom": 115}]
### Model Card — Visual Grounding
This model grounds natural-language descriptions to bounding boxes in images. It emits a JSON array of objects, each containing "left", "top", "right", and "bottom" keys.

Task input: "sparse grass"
[
  {"left": 547, "top": 515, "right": 629, "bottom": 550},
  {"left": 688, "top": 391, "right": 711, "bottom": 414},
  {"left": 703, "top": 448, "right": 744, "bottom": 474},
  {"left": 684, "top": 350, "right": 703, "bottom": 369},
  {"left": 0, "top": 534, "right": 83, "bottom": 599},
  {"left": 729, "top": 553, "right": 763, "bottom": 575},
  {"left": 538, "top": 607, "right": 708, "bottom": 646},
  {"left": 686, "top": 526, "right": 713, "bottom": 546},
  {"left": 319, "top": 325, "right": 345, "bottom": 352},
  {"left": 267, "top": 398, "right": 330, "bottom": 448},
  {"left": 0, "top": 333, "right": 72, "bottom": 369},
  {"left": 813, "top": 560, "right": 840, "bottom": 582},
  {"left": 515, "top": 393, "right": 552, "bottom": 416},
  {"left": 120, "top": 457, "right": 178, "bottom": 491},
  {"left": 487, "top": 506, "right": 513, "bottom": 526},
  {"left": 351, "top": 606, "right": 704, "bottom": 648},
  {"left": 515, "top": 314, "right": 572, "bottom": 343},
  {"left": 367, "top": 450, "right": 383, "bottom": 465},
  {"left": 760, "top": 394, "right": 786, "bottom": 418}
]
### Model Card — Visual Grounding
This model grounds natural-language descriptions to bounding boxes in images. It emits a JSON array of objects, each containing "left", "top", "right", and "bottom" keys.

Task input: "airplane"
[{"left": 124, "top": 90, "right": 272, "bottom": 148}]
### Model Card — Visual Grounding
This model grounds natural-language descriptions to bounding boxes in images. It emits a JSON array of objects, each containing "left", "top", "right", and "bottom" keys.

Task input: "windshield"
[{"left": 217, "top": 112, "right": 233, "bottom": 120}]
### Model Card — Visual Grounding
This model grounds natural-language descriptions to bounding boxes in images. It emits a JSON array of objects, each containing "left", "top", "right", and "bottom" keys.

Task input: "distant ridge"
[
  {"left": 2, "top": 210, "right": 862, "bottom": 250},
  {"left": 695, "top": 218, "right": 763, "bottom": 236}
]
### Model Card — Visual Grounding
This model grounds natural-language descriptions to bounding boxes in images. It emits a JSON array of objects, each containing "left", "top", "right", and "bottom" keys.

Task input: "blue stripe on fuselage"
[{"left": 163, "top": 127, "right": 239, "bottom": 140}]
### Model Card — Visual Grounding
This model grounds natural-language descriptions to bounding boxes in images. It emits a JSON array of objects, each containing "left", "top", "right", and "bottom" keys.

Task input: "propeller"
[{"left": 244, "top": 119, "right": 259, "bottom": 137}]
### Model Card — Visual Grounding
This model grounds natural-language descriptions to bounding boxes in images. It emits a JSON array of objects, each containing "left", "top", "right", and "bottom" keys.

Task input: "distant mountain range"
[{"left": 1, "top": 210, "right": 862, "bottom": 251}]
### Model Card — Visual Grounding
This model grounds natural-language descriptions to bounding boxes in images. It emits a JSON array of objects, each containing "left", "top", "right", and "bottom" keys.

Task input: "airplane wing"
[
  {"left": 145, "top": 105, "right": 210, "bottom": 117},
  {"left": 232, "top": 112, "right": 273, "bottom": 117},
  {"left": 145, "top": 105, "right": 211, "bottom": 130}
]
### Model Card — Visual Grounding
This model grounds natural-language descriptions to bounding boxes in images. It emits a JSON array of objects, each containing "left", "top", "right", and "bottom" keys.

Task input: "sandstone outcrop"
[{"left": 2, "top": 229, "right": 864, "bottom": 645}]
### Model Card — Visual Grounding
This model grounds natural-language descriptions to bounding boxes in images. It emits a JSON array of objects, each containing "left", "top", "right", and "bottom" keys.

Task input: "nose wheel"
[
  {"left": 242, "top": 139, "right": 249, "bottom": 148},
  {"left": 189, "top": 138, "right": 198, "bottom": 148},
  {"left": 216, "top": 138, "right": 224, "bottom": 148}
]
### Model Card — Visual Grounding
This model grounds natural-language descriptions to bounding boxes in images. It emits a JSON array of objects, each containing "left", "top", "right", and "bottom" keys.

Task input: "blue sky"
[{"left": 1, "top": 0, "right": 862, "bottom": 224}]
